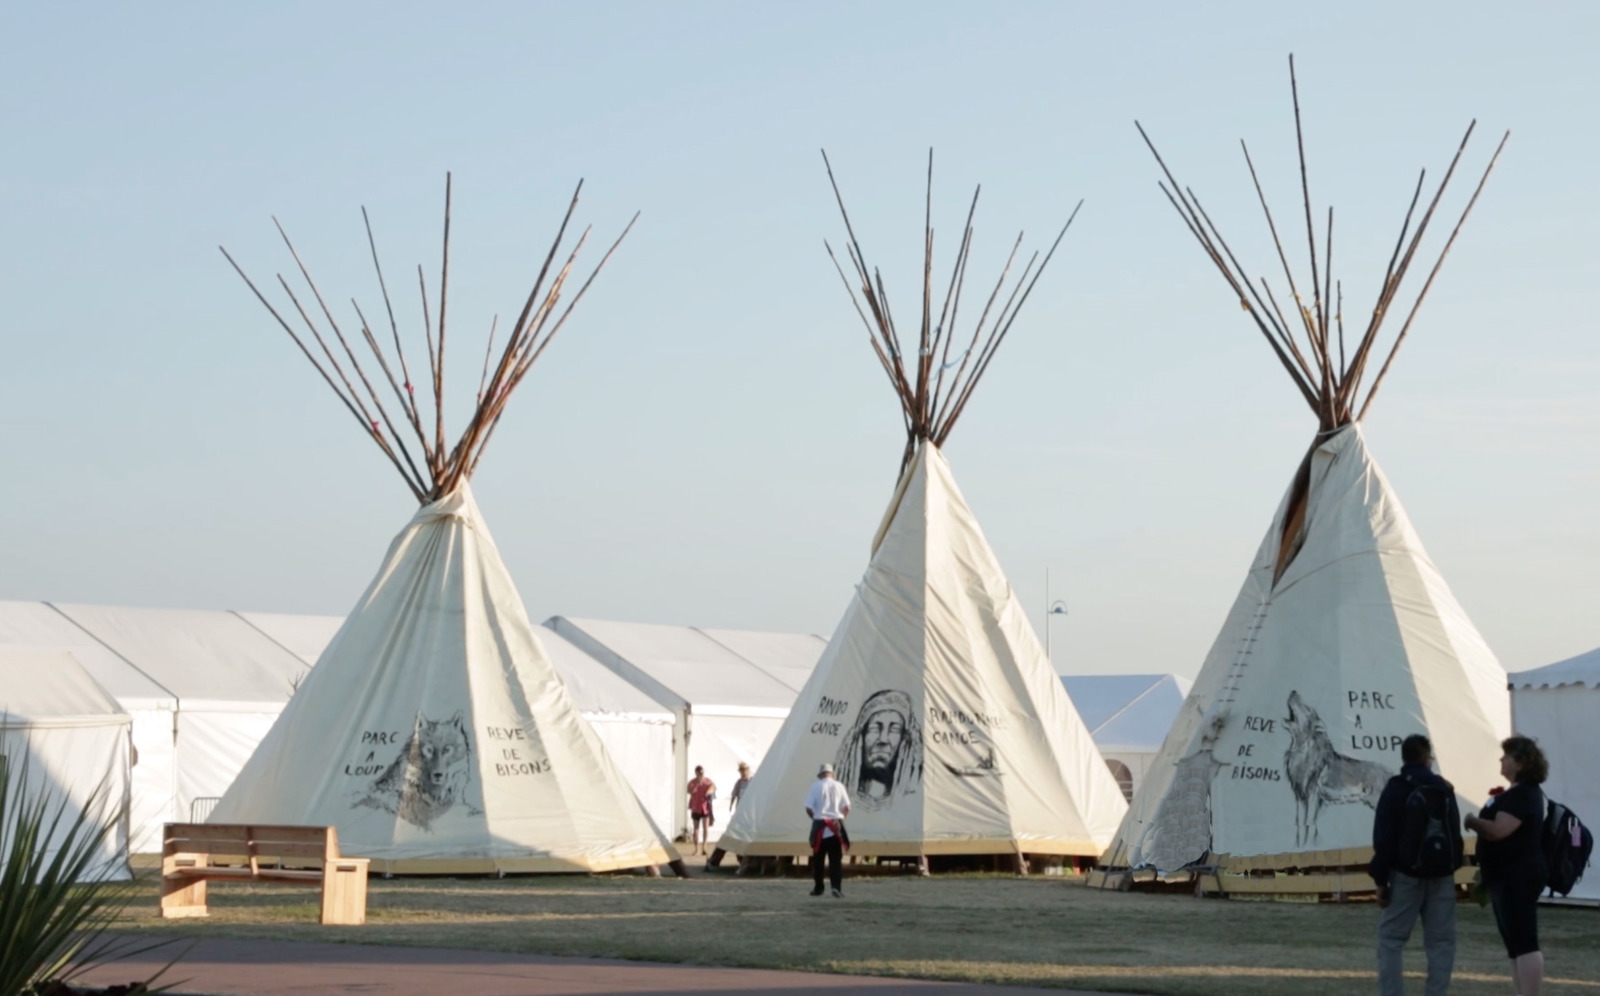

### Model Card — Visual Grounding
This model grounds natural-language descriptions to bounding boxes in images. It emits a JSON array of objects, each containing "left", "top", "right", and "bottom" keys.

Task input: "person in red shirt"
[{"left": 686, "top": 765, "right": 716, "bottom": 856}]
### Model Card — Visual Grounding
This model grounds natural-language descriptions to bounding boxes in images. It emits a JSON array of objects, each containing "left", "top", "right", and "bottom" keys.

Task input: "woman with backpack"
[{"left": 1466, "top": 735, "right": 1550, "bottom": 996}]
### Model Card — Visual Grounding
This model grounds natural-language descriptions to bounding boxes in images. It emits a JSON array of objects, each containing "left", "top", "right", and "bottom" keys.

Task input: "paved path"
[{"left": 79, "top": 938, "right": 1119, "bottom": 996}]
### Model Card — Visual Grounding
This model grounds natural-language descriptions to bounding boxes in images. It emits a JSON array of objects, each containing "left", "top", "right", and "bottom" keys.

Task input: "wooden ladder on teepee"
[{"left": 1215, "top": 597, "right": 1270, "bottom": 714}]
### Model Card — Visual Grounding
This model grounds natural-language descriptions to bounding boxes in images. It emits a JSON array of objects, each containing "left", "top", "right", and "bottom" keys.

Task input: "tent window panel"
[{"left": 1105, "top": 759, "right": 1134, "bottom": 803}]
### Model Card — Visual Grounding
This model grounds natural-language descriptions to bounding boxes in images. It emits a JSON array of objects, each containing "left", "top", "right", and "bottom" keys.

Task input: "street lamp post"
[{"left": 1044, "top": 568, "right": 1068, "bottom": 666}]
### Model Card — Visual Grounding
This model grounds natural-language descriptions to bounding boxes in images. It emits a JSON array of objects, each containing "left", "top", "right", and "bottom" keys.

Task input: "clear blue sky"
[{"left": 2, "top": 2, "right": 1595, "bottom": 677}]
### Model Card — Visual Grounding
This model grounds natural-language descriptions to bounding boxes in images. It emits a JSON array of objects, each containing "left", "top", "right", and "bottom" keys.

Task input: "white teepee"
[
  {"left": 723, "top": 443, "right": 1127, "bottom": 857},
  {"left": 1107, "top": 424, "right": 1508, "bottom": 874},
  {"left": 212, "top": 178, "right": 677, "bottom": 874},
  {"left": 721, "top": 153, "right": 1126, "bottom": 861},
  {"left": 1102, "top": 59, "right": 1510, "bottom": 885}
]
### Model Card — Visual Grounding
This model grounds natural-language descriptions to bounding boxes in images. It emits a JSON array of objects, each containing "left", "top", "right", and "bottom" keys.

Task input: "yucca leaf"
[{"left": 0, "top": 747, "right": 180, "bottom": 996}]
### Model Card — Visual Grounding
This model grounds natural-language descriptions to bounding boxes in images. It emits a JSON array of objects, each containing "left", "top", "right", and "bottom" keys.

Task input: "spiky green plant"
[{"left": 0, "top": 750, "right": 176, "bottom": 996}]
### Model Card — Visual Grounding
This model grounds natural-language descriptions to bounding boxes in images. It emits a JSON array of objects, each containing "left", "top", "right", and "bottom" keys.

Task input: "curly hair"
[{"left": 1502, "top": 735, "right": 1549, "bottom": 784}]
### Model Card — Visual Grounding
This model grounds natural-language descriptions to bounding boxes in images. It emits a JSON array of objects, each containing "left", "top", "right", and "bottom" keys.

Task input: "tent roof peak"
[
  {"left": 821, "top": 150, "right": 1080, "bottom": 474},
  {"left": 1136, "top": 54, "right": 1507, "bottom": 431},
  {"left": 222, "top": 174, "right": 637, "bottom": 504}
]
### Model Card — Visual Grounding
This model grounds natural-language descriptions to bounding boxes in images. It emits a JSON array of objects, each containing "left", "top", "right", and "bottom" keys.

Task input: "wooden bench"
[{"left": 160, "top": 823, "right": 370, "bottom": 926}]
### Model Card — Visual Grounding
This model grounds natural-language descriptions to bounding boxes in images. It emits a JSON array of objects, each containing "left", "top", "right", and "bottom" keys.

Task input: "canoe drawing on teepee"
[
  {"left": 211, "top": 177, "right": 681, "bottom": 876},
  {"left": 720, "top": 152, "right": 1128, "bottom": 865},
  {"left": 1097, "top": 58, "right": 1511, "bottom": 892}
]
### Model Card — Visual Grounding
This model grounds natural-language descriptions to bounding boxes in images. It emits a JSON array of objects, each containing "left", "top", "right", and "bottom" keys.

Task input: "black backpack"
[
  {"left": 1395, "top": 775, "right": 1463, "bottom": 878},
  {"left": 1543, "top": 799, "right": 1594, "bottom": 897}
]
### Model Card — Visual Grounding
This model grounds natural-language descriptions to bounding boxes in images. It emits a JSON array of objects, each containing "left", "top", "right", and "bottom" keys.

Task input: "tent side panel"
[
  {"left": 127, "top": 708, "right": 177, "bottom": 853},
  {"left": 1512, "top": 685, "right": 1600, "bottom": 903},
  {"left": 1, "top": 723, "right": 132, "bottom": 881},
  {"left": 177, "top": 708, "right": 283, "bottom": 826},
  {"left": 689, "top": 713, "right": 787, "bottom": 843},
  {"left": 586, "top": 718, "right": 676, "bottom": 837}
]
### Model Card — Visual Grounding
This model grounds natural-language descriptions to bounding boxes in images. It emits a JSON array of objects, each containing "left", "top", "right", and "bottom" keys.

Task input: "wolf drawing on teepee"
[
  {"left": 1096, "top": 58, "right": 1511, "bottom": 894},
  {"left": 212, "top": 177, "right": 681, "bottom": 875},
  {"left": 721, "top": 153, "right": 1128, "bottom": 867}
]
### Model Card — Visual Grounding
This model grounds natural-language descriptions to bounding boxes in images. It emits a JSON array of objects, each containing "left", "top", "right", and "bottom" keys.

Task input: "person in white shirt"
[
  {"left": 730, "top": 762, "right": 752, "bottom": 810},
  {"left": 804, "top": 762, "right": 852, "bottom": 897}
]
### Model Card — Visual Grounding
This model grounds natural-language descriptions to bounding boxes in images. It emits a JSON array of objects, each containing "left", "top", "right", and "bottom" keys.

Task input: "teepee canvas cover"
[
  {"left": 725, "top": 443, "right": 1127, "bottom": 857},
  {"left": 537, "top": 625, "right": 677, "bottom": 839},
  {"left": 722, "top": 153, "right": 1126, "bottom": 859},
  {"left": 1099, "top": 60, "right": 1510, "bottom": 889},
  {"left": 1108, "top": 425, "right": 1507, "bottom": 876},
  {"left": 212, "top": 178, "right": 676, "bottom": 873}
]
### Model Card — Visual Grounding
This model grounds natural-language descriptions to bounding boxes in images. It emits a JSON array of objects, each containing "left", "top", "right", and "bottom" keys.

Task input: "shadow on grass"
[{"left": 107, "top": 871, "right": 1600, "bottom": 996}]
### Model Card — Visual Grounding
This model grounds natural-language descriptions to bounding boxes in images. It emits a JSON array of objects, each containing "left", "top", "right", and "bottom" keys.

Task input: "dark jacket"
[
  {"left": 1477, "top": 781, "right": 1547, "bottom": 883},
  {"left": 1370, "top": 762, "right": 1461, "bottom": 886}
]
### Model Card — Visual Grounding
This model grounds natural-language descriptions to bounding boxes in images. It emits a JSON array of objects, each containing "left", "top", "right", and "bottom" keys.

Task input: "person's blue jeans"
[{"left": 1376, "top": 871, "right": 1456, "bottom": 996}]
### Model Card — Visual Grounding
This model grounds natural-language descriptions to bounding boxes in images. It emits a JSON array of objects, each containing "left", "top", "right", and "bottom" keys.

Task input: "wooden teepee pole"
[
  {"left": 1138, "top": 56, "right": 1507, "bottom": 432},
  {"left": 224, "top": 176, "right": 635, "bottom": 503},
  {"left": 821, "top": 151, "right": 1077, "bottom": 470}
]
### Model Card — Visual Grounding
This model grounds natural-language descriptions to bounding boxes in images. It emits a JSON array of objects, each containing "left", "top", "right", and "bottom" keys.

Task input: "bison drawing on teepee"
[
  {"left": 1096, "top": 58, "right": 1511, "bottom": 893},
  {"left": 720, "top": 152, "right": 1128, "bottom": 868},
  {"left": 210, "top": 178, "right": 681, "bottom": 876}
]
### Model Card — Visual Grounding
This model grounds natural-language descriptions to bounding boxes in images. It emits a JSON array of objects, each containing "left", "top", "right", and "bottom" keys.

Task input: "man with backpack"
[{"left": 1371, "top": 733, "right": 1464, "bottom": 996}]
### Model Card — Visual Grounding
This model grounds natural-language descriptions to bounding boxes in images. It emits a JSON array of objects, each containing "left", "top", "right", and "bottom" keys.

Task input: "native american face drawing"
[{"left": 834, "top": 689, "right": 923, "bottom": 811}]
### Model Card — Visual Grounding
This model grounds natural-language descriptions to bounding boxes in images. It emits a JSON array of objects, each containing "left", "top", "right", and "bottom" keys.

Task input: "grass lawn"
[{"left": 112, "top": 870, "right": 1600, "bottom": 996}]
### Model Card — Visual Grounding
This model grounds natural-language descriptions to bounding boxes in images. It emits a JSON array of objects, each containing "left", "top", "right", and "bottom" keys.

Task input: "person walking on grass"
[
  {"left": 687, "top": 765, "right": 716, "bottom": 857},
  {"left": 805, "top": 762, "right": 851, "bottom": 898},
  {"left": 1466, "top": 736, "right": 1550, "bottom": 996},
  {"left": 1371, "top": 733, "right": 1464, "bottom": 996}
]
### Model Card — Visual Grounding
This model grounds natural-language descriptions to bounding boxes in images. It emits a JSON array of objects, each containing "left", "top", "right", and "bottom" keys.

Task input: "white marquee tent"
[
  {"left": 1, "top": 600, "right": 178, "bottom": 853},
  {"left": 1062, "top": 674, "right": 1193, "bottom": 802},
  {"left": 51, "top": 603, "right": 313, "bottom": 838},
  {"left": 236, "top": 612, "right": 346, "bottom": 666},
  {"left": 0, "top": 602, "right": 336, "bottom": 851},
  {"left": 0, "top": 649, "right": 132, "bottom": 881},
  {"left": 545, "top": 617, "right": 824, "bottom": 841},
  {"left": 700, "top": 630, "right": 827, "bottom": 694},
  {"left": 0, "top": 598, "right": 798, "bottom": 858},
  {"left": 1510, "top": 647, "right": 1600, "bottom": 904},
  {"left": 540, "top": 627, "right": 678, "bottom": 835}
]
